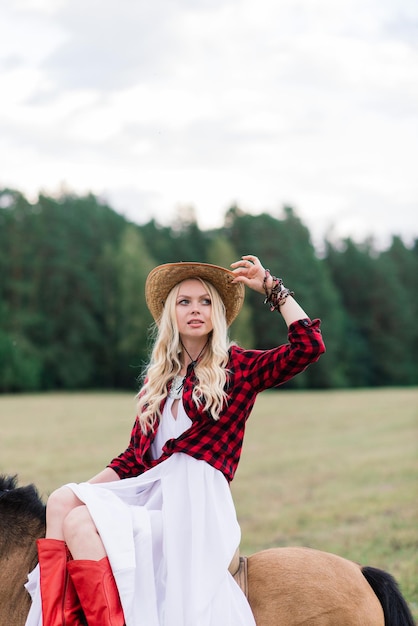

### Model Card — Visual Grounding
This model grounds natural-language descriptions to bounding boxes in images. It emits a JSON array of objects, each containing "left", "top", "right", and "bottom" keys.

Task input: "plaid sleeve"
[
  {"left": 235, "top": 318, "right": 325, "bottom": 392},
  {"left": 107, "top": 417, "right": 147, "bottom": 478}
]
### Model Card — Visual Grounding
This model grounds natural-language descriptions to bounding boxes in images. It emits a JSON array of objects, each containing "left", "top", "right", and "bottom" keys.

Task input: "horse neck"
[{"left": 0, "top": 517, "right": 44, "bottom": 626}]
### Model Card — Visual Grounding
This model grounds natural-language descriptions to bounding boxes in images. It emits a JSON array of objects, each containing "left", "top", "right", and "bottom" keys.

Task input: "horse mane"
[{"left": 0, "top": 474, "right": 46, "bottom": 545}]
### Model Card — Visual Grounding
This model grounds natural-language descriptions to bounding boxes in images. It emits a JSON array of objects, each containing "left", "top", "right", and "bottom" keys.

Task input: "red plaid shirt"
[{"left": 108, "top": 318, "right": 325, "bottom": 482}]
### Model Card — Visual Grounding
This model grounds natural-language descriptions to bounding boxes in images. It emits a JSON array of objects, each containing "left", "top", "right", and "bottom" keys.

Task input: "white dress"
[{"left": 25, "top": 398, "right": 256, "bottom": 626}]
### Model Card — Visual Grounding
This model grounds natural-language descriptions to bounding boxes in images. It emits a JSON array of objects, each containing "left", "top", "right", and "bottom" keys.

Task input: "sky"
[{"left": 1, "top": 0, "right": 417, "bottom": 249}]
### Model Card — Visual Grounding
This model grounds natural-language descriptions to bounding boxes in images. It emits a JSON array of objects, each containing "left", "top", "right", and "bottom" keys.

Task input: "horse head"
[
  {"left": 0, "top": 475, "right": 46, "bottom": 626},
  {"left": 0, "top": 474, "right": 46, "bottom": 546}
]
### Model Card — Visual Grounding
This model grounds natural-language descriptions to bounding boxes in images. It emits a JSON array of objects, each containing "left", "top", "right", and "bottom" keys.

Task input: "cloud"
[
  {"left": 0, "top": 0, "right": 417, "bottom": 247},
  {"left": 38, "top": 0, "right": 236, "bottom": 92}
]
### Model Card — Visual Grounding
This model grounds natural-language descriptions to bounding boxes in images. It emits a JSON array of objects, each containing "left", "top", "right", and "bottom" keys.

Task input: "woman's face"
[{"left": 175, "top": 279, "right": 213, "bottom": 341}]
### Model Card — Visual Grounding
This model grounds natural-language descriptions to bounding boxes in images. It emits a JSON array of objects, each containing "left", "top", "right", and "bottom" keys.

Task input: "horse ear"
[{"left": 0, "top": 474, "right": 18, "bottom": 493}]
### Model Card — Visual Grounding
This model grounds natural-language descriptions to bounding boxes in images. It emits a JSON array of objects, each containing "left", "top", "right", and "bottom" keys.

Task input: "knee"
[
  {"left": 63, "top": 505, "right": 97, "bottom": 544},
  {"left": 46, "top": 486, "right": 81, "bottom": 523}
]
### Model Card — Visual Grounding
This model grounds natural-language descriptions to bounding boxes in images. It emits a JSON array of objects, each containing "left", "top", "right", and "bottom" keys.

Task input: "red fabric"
[{"left": 108, "top": 318, "right": 325, "bottom": 483}]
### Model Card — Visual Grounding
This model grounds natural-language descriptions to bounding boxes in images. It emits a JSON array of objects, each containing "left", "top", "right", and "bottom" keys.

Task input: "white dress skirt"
[{"left": 25, "top": 397, "right": 256, "bottom": 626}]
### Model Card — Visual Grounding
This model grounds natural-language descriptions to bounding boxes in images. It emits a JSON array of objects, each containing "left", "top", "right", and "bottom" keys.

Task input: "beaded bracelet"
[{"left": 263, "top": 269, "right": 294, "bottom": 312}]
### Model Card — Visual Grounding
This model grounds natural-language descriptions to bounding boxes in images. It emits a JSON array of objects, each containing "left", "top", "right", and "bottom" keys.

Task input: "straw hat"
[{"left": 145, "top": 262, "right": 245, "bottom": 326}]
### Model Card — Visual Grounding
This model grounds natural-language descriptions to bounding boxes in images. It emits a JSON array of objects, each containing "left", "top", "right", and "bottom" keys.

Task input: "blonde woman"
[{"left": 25, "top": 255, "right": 325, "bottom": 626}]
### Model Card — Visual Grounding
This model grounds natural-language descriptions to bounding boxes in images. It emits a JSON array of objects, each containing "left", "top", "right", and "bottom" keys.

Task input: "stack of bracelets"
[{"left": 263, "top": 269, "right": 294, "bottom": 312}]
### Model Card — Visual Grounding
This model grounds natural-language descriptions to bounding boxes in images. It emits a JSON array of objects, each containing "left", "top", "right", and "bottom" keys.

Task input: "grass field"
[{"left": 1, "top": 387, "right": 417, "bottom": 620}]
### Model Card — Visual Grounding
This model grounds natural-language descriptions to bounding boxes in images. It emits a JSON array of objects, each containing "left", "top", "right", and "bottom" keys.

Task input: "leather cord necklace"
[
  {"left": 180, "top": 339, "right": 209, "bottom": 369},
  {"left": 169, "top": 340, "right": 209, "bottom": 400}
]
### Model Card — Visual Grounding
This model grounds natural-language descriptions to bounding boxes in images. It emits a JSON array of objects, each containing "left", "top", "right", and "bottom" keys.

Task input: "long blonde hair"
[{"left": 137, "top": 279, "right": 233, "bottom": 433}]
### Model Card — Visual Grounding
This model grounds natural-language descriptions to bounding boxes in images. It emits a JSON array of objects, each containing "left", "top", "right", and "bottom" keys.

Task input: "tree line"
[{"left": 0, "top": 188, "right": 416, "bottom": 392}]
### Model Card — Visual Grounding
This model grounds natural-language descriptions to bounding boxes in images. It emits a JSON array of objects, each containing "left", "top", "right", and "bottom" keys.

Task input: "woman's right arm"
[{"left": 88, "top": 466, "right": 121, "bottom": 484}]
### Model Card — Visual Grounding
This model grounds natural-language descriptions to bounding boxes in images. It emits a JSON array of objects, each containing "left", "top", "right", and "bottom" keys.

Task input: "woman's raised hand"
[{"left": 230, "top": 255, "right": 267, "bottom": 294}]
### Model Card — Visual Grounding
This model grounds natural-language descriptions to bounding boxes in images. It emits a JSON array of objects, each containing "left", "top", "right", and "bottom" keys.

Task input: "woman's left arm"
[
  {"left": 231, "top": 254, "right": 309, "bottom": 327},
  {"left": 231, "top": 254, "right": 325, "bottom": 390}
]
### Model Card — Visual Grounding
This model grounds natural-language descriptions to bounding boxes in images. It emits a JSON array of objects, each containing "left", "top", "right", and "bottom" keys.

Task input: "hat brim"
[{"left": 145, "top": 262, "right": 245, "bottom": 326}]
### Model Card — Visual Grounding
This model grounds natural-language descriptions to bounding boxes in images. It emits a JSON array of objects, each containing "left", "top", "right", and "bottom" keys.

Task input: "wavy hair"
[{"left": 137, "top": 279, "right": 233, "bottom": 433}]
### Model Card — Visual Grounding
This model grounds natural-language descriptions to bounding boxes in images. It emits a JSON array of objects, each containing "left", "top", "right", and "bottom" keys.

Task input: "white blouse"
[{"left": 151, "top": 397, "right": 192, "bottom": 460}]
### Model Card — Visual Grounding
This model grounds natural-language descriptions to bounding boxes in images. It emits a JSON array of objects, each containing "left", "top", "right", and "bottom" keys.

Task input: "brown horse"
[{"left": 0, "top": 475, "right": 414, "bottom": 626}]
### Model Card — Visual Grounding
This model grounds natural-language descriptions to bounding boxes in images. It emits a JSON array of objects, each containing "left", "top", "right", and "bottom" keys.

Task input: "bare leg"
[
  {"left": 45, "top": 486, "right": 84, "bottom": 540},
  {"left": 63, "top": 504, "right": 107, "bottom": 561},
  {"left": 63, "top": 505, "right": 125, "bottom": 624},
  {"left": 46, "top": 486, "right": 106, "bottom": 560}
]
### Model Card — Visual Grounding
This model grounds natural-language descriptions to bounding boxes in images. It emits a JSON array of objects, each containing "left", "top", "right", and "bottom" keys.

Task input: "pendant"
[{"left": 169, "top": 375, "right": 185, "bottom": 399}]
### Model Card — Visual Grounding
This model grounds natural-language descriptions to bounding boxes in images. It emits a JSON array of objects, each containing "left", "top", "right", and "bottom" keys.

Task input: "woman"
[{"left": 25, "top": 254, "right": 325, "bottom": 626}]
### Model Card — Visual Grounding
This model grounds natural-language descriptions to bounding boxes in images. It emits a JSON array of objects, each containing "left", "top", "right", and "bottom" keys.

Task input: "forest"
[{"left": 0, "top": 187, "right": 417, "bottom": 392}]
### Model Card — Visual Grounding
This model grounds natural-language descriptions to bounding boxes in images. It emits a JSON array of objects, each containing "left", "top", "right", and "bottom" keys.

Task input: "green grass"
[{"left": 1, "top": 388, "right": 417, "bottom": 619}]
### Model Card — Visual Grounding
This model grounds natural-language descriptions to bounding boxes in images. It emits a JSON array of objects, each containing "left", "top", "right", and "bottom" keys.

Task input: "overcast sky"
[{"left": 1, "top": 0, "right": 417, "bottom": 248}]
